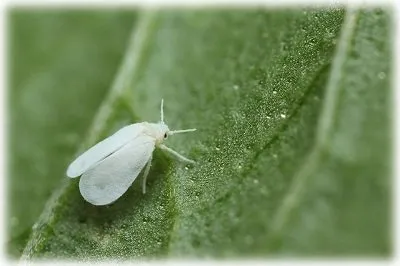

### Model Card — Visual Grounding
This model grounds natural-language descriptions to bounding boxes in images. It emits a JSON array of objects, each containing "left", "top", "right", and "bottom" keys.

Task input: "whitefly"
[{"left": 66, "top": 99, "right": 196, "bottom": 206}]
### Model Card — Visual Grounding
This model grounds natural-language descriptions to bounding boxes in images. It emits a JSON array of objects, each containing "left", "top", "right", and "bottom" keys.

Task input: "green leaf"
[
  {"left": 8, "top": 10, "right": 136, "bottom": 257},
  {"left": 20, "top": 7, "right": 391, "bottom": 259}
]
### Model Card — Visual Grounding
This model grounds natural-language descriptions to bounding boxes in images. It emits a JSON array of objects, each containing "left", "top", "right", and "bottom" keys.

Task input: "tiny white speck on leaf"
[{"left": 378, "top": 72, "right": 386, "bottom": 79}]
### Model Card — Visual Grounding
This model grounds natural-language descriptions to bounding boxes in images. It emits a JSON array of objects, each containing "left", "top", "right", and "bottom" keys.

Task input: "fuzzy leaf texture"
[{"left": 14, "top": 8, "right": 392, "bottom": 260}]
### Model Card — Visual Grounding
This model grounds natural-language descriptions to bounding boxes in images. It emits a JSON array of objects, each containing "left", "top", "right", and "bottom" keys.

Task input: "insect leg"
[
  {"left": 159, "top": 144, "right": 195, "bottom": 164},
  {"left": 142, "top": 155, "right": 153, "bottom": 194}
]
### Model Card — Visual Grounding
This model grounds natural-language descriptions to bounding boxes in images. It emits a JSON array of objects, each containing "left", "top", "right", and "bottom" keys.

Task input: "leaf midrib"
[{"left": 21, "top": 11, "right": 158, "bottom": 259}]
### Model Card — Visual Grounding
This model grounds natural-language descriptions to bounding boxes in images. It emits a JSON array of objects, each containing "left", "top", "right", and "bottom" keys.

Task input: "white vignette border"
[{"left": 0, "top": 0, "right": 398, "bottom": 265}]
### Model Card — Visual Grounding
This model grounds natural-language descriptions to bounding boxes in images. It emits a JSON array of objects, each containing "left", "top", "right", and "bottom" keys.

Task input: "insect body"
[{"left": 66, "top": 99, "right": 196, "bottom": 206}]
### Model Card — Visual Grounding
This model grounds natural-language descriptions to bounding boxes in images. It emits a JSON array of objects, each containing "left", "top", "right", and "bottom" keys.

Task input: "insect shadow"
[{"left": 73, "top": 149, "right": 172, "bottom": 230}]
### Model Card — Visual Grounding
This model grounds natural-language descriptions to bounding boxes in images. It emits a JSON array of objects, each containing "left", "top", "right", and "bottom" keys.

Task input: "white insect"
[{"left": 66, "top": 99, "right": 196, "bottom": 206}]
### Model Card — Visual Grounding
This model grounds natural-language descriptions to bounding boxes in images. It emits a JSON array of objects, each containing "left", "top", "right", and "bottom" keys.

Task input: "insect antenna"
[
  {"left": 169, "top": 128, "right": 197, "bottom": 135},
  {"left": 160, "top": 98, "right": 164, "bottom": 123}
]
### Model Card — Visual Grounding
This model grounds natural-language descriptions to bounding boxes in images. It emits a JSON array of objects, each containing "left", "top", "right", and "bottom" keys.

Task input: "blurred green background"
[
  {"left": 8, "top": 8, "right": 392, "bottom": 260},
  {"left": 8, "top": 9, "right": 136, "bottom": 257}
]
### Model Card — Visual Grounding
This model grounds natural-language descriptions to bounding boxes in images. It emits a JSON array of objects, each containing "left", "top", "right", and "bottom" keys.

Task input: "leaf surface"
[{"left": 19, "top": 8, "right": 391, "bottom": 259}]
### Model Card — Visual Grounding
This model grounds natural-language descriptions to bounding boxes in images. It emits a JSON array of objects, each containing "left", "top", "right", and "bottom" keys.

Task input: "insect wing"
[
  {"left": 79, "top": 135, "right": 155, "bottom": 206},
  {"left": 67, "top": 123, "right": 145, "bottom": 178}
]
